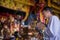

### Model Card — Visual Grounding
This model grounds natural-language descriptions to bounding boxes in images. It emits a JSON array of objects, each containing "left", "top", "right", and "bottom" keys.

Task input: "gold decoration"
[
  {"left": 47, "top": 0, "right": 60, "bottom": 15},
  {"left": 0, "top": 0, "right": 34, "bottom": 21},
  {"left": 48, "top": 0, "right": 51, "bottom": 7},
  {"left": 51, "top": 4, "right": 60, "bottom": 10}
]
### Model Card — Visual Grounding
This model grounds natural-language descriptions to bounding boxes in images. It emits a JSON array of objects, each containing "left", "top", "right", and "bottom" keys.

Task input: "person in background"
[
  {"left": 42, "top": 7, "right": 60, "bottom": 40},
  {"left": 1, "top": 24, "right": 10, "bottom": 40}
]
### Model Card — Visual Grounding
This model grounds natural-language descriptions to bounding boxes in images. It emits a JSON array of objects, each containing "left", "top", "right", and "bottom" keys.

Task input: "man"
[{"left": 42, "top": 7, "right": 60, "bottom": 40}]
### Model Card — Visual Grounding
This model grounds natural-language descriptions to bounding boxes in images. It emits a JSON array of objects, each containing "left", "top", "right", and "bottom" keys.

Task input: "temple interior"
[{"left": 0, "top": 0, "right": 60, "bottom": 40}]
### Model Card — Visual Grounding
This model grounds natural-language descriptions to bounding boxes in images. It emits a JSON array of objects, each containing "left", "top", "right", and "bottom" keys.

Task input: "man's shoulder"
[
  {"left": 52, "top": 15, "right": 59, "bottom": 20},
  {"left": 52, "top": 15, "right": 60, "bottom": 25},
  {"left": 52, "top": 15, "right": 58, "bottom": 18}
]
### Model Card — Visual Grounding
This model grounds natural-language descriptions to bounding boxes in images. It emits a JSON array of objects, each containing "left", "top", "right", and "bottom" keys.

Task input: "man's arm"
[{"left": 49, "top": 16, "right": 60, "bottom": 36}]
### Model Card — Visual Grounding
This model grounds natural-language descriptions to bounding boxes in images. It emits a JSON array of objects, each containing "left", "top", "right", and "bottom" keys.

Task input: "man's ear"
[{"left": 47, "top": 10, "right": 51, "bottom": 13}]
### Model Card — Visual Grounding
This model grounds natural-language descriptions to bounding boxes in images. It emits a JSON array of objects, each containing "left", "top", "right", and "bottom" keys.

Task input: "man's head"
[{"left": 42, "top": 7, "right": 53, "bottom": 18}]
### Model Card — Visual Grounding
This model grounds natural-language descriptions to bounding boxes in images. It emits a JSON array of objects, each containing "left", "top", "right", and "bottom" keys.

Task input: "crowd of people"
[{"left": 0, "top": 15, "right": 22, "bottom": 40}]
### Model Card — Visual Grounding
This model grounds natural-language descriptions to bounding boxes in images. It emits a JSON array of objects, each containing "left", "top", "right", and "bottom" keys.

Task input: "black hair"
[{"left": 42, "top": 7, "right": 53, "bottom": 13}]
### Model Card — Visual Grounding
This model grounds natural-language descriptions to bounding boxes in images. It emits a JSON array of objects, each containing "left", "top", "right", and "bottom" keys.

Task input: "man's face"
[{"left": 43, "top": 10, "right": 50, "bottom": 18}]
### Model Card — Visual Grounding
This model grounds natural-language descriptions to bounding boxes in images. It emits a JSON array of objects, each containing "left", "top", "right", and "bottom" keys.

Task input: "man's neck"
[{"left": 48, "top": 14, "right": 52, "bottom": 19}]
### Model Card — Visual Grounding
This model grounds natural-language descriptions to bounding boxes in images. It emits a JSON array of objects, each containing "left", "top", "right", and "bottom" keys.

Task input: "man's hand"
[{"left": 36, "top": 22, "right": 45, "bottom": 30}]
